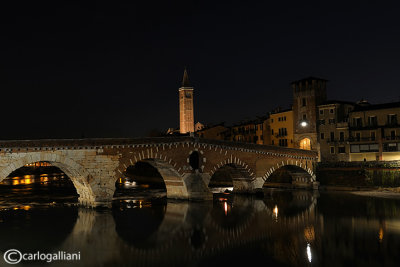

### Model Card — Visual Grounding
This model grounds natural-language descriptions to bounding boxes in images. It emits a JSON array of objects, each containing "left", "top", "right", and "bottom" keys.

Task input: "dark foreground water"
[{"left": 1, "top": 175, "right": 400, "bottom": 266}]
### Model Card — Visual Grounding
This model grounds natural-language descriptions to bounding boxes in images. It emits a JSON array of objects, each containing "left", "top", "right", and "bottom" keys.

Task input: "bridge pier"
[
  {"left": 181, "top": 172, "right": 213, "bottom": 200},
  {"left": 78, "top": 187, "right": 114, "bottom": 208}
]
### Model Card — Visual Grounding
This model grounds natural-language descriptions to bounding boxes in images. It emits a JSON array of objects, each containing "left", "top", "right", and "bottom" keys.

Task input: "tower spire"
[{"left": 182, "top": 67, "right": 191, "bottom": 87}]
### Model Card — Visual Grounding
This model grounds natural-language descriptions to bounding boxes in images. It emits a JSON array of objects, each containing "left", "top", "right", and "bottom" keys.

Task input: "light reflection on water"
[{"left": 0, "top": 177, "right": 400, "bottom": 266}]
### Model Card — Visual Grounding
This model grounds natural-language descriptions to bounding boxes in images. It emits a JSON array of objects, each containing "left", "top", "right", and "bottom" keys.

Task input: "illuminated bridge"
[{"left": 0, "top": 137, "right": 318, "bottom": 207}]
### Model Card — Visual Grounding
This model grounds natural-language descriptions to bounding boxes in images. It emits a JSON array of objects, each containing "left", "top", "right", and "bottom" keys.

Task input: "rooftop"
[{"left": 352, "top": 101, "right": 400, "bottom": 112}]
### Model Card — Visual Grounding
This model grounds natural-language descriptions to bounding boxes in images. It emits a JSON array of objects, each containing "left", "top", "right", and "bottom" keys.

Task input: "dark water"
[{"left": 1, "top": 175, "right": 400, "bottom": 266}]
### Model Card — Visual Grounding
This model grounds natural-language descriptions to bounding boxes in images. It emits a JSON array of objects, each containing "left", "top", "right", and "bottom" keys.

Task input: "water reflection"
[
  {"left": 0, "top": 178, "right": 400, "bottom": 266},
  {"left": 0, "top": 174, "right": 78, "bottom": 209}
]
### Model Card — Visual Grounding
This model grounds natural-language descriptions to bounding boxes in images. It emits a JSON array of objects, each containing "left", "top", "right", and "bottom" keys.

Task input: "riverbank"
[{"left": 350, "top": 187, "right": 400, "bottom": 199}]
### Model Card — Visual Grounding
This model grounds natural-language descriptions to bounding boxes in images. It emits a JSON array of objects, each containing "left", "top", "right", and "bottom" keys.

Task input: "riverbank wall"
[{"left": 316, "top": 161, "right": 400, "bottom": 187}]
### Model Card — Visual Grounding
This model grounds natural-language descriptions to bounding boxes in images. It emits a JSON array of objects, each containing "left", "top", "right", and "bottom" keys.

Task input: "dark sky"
[{"left": 1, "top": 1, "right": 400, "bottom": 139}]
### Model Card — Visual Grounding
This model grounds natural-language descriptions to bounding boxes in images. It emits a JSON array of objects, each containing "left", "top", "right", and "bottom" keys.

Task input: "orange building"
[{"left": 267, "top": 109, "right": 294, "bottom": 148}]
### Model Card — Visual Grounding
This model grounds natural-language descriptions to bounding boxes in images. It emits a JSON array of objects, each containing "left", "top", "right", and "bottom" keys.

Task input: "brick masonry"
[{"left": 0, "top": 137, "right": 318, "bottom": 207}]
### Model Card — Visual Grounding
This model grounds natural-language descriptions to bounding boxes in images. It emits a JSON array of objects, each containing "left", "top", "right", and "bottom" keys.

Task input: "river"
[{"left": 0, "top": 174, "right": 399, "bottom": 266}]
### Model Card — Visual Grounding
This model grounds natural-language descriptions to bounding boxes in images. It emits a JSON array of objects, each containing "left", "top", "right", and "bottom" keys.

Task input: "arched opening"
[
  {"left": 264, "top": 167, "right": 293, "bottom": 185},
  {"left": 189, "top": 151, "right": 200, "bottom": 170},
  {"left": 264, "top": 165, "right": 313, "bottom": 189},
  {"left": 299, "top": 138, "right": 311, "bottom": 150},
  {"left": 209, "top": 163, "right": 253, "bottom": 194},
  {"left": 0, "top": 161, "right": 79, "bottom": 206},
  {"left": 208, "top": 164, "right": 236, "bottom": 193},
  {"left": 114, "top": 159, "right": 167, "bottom": 201}
]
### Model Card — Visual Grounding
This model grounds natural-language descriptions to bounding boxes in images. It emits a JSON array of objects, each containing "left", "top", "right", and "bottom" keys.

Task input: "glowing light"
[
  {"left": 299, "top": 138, "right": 311, "bottom": 150},
  {"left": 379, "top": 227, "right": 384, "bottom": 242},
  {"left": 300, "top": 121, "right": 308, "bottom": 127},
  {"left": 273, "top": 205, "right": 278, "bottom": 220},
  {"left": 304, "top": 226, "right": 315, "bottom": 242},
  {"left": 224, "top": 202, "right": 228, "bottom": 216},
  {"left": 23, "top": 178, "right": 32, "bottom": 185},
  {"left": 307, "top": 243, "right": 312, "bottom": 263}
]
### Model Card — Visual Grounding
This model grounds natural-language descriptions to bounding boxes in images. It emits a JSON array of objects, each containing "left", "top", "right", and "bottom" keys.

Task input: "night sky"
[{"left": 1, "top": 1, "right": 400, "bottom": 139}]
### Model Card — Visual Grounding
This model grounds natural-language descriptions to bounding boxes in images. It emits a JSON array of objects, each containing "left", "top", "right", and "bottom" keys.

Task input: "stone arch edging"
[
  {"left": 117, "top": 152, "right": 190, "bottom": 200},
  {"left": 209, "top": 155, "right": 255, "bottom": 178},
  {"left": 261, "top": 159, "right": 316, "bottom": 183},
  {"left": 0, "top": 152, "right": 96, "bottom": 205}
]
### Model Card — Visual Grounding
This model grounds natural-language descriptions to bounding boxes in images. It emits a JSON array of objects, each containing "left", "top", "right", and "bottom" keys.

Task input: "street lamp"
[{"left": 300, "top": 120, "right": 308, "bottom": 127}]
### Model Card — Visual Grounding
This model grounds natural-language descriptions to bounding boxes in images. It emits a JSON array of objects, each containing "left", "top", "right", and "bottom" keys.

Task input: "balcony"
[
  {"left": 384, "top": 135, "right": 400, "bottom": 141},
  {"left": 336, "top": 122, "right": 349, "bottom": 128}
]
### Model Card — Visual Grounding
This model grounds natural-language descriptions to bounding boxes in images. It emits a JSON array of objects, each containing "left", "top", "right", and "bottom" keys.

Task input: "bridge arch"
[
  {"left": 118, "top": 156, "right": 189, "bottom": 199},
  {"left": 261, "top": 161, "right": 316, "bottom": 187},
  {"left": 208, "top": 159, "right": 256, "bottom": 193},
  {"left": 0, "top": 152, "right": 96, "bottom": 205}
]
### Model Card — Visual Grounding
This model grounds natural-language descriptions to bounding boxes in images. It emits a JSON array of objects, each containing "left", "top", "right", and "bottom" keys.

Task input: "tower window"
[{"left": 302, "top": 98, "right": 306, "bottom": 107}]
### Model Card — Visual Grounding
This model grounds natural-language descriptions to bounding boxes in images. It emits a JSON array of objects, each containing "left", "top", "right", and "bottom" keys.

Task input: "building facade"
[
  {"left": 317, "top": 101, "right": 355, "bottom": 161},
  {"left": 179, "top": 68, "right": 195, "bottom": 134},
  {"left": 292, "top": 77, "right": 327, "bottom": 151},
  {"left": 347, "top": 102, "right": 400, "bottom": 161},
  {"left": 196, "top": 124, "right": 228, "bottom": 140},
  {"left": 268, "top": 109, "right": 294, "bottom": 148},
  {"left": 317, "top": 101, "right": 400, "bottom": 162},
  {"left": 228, "top": 118, "right": 266, "bottom": 144}
]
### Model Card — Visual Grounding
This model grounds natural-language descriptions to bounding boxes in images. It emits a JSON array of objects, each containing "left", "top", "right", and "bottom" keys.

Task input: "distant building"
[
  {"left": 179, "top": 68, "right": 194, "bottom": 134},
  {"left": 268, "top": 109, "right": 294, "bottom": 148},
  {"left": 196, "top": 123, "right": 228, "bottom": 140},
  {"left": 228, "top": 118, "right": 266, "bottom": 144}
]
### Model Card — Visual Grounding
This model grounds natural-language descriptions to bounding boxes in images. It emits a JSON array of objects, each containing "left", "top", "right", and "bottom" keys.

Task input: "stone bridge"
[{"left": 0, "top": 137, "right": 318, "bottom": 207}]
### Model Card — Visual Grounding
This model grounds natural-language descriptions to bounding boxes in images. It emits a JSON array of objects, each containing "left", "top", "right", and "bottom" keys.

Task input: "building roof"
[
  {"left": 269, "top": 108, "right": 292, "bottom": 114},
  {"left": 231, "top": 117, "right": 266, "bottom": 127},
  {"left": 181, "top": 68, "right": 191, "bottom": 87},
  {"left": 291, "top": 76, "right": 329, "bottom": 84},
  {"left": 352, "top": 101, "right": 400, "bottom": 112},
  {"left": 319, "top": 100, "right": 356, "bottom": 106}
]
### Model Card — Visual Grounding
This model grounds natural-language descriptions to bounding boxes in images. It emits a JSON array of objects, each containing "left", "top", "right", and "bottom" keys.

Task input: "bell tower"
[{"left": 179, "top": 68, "right": 194, "bottom": 134}]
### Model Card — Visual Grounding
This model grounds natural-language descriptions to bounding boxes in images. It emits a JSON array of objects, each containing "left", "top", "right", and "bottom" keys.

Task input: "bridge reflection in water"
[{"left": 1, "top": 190, "right": 400, "bottom": 266}]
